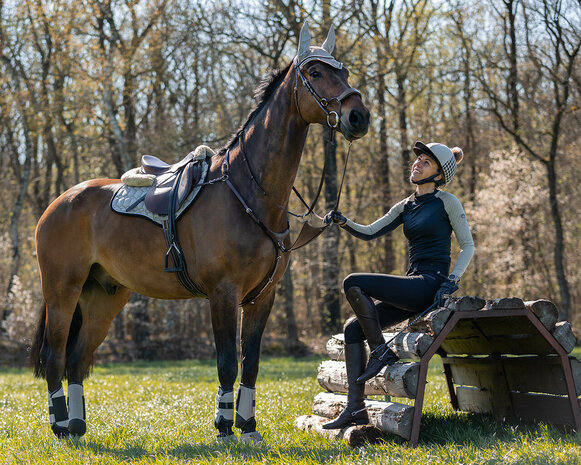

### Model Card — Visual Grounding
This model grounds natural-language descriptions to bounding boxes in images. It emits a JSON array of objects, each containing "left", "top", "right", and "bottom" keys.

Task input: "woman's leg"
[
  {"left": 343, "top": 272, "right": 443, "bottom": 312},
  {"left": 322, "top": 317, "right": 369, "bottom": 429},
  {"left": 343, "top": 272, "right": 443, "bottom": 383}
]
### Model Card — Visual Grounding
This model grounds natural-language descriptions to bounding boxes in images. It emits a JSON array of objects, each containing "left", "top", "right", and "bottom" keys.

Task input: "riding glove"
[
  {"left": 323, "top": 210, "right": 347, "bottom": 226},
  {"left": 433, "top": 277, "right": 459, "bottom": 308}
]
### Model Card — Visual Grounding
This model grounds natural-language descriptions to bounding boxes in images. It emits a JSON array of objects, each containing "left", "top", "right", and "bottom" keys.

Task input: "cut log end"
[{"left": 294, "top": 414, "right": 385, "bottom": 447}]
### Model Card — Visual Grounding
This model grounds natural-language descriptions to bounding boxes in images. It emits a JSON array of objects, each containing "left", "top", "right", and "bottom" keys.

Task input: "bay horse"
[{"left": 31, "top": 23, "right": 369, "bottom": 442}]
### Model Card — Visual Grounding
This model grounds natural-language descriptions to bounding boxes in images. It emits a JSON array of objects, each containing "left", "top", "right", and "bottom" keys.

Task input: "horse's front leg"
[
  {"left": 236, "top": 291, "right": 275, "bottom": 443},
  {"left": 209, "top": 286, "right": 239, "bottom": 441}
]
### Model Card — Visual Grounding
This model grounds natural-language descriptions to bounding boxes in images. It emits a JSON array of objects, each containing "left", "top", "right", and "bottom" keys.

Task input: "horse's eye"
[{"left": 310, "top": 70, "right": 322, "bottom": 78}]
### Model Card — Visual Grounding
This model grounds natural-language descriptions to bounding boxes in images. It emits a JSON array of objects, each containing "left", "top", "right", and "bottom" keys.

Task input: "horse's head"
[{"left": 293, "top": 22, "right": 370, "bottom": 141}]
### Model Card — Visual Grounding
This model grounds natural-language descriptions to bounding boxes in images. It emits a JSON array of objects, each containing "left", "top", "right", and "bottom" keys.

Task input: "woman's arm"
[
  {"left": 439, "top": 192, "right": 475, "bottom": 278},
  {"left": 341, "top": 197, "right": 408, "bottom": 241}
]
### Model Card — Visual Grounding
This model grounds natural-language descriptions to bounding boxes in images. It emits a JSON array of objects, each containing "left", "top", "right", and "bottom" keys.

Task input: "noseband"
[{"left": 293, "top": 64, "right": 361, "bottom": 128}]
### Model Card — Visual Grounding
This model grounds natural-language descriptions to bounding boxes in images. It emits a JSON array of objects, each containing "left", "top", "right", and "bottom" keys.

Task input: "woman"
[{"left": 322, "top": 141, "right": 474, "bottom": 429}]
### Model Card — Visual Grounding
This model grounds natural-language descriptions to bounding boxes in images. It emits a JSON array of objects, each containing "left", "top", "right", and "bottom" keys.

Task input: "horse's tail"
[
  {"left": 30, "top": 302, "right": 84, "bottom": 380},
  {"left": 30, "top": 303, "right": 48, "bottom": 378}
]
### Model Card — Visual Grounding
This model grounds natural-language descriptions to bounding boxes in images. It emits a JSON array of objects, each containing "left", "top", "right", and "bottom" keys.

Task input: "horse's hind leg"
[
  {"left": 41, "top": 282, "right": 85, "bottom": 437},
  {"left": 209, "top": 287, "right": 239, "bottom": 441},
  {"left": 66, "top": 278, "right": 131, "bottom": 436},
  {"left": 237, "top": 291, "right": 275, "bottom": 443}
]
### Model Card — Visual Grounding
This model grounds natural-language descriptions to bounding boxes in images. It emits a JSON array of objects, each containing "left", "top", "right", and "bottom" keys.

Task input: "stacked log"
[{"left": 295, "top": 295, "right": 580, "bottom": 446}]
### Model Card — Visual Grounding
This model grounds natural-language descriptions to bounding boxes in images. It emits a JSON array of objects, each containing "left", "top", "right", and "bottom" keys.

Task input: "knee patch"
[
  {"left": 344, "top": 316, "right": 365, "bottom": 344},
  {"left": 235, "top": 384, "right": 255, "bottom": 429},
  {"left": 214, "top": 386, "right": 234, "bottom": 429}
]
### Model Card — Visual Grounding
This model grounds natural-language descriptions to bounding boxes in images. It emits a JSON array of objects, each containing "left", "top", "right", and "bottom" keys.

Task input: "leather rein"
[
  {"left": 170, "top": 64, "right": 359, "bottom": 305},
  {"left": 214, "top": 64, "right": 359, "bottom": 304}
]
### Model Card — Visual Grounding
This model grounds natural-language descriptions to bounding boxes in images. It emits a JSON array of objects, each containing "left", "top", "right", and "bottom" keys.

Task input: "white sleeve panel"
[
  {"left": 343, "top": 196, "right": 409, "bottom": 238},
  {"left": 437, "top": 191, "right": 475, "bottom": 278}
]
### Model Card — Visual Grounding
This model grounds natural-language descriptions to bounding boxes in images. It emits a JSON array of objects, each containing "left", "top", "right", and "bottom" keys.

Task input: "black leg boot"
[
  {"left": 345, "top": 287, "right": 399, "bottom": 385},
  {"left": 322, "top": 342, "right": 369, "bottom": 429}
]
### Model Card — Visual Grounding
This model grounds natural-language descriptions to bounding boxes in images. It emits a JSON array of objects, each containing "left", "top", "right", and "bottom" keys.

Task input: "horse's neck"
[{"left": 235, "top": 70, "right": 309, "bottom": 228}]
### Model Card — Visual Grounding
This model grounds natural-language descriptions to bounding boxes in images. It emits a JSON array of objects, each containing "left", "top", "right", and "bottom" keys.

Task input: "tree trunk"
[
  {"left": 546, "top": 160, "right": 571, "bottom": 320},
  {"left": 376, "top": 47, "right": 395, "bottom": 273},
  {"left": 321, "top": 127, "right": 341, "bottom": 333},
  {"left": 281, "top": 265, "right": 299, "bottom": 343}
]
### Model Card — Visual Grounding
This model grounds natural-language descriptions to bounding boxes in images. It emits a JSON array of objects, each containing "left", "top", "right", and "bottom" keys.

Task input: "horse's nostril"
[{"left": 349, "top": 109, "right": 369, "bottom": 130}]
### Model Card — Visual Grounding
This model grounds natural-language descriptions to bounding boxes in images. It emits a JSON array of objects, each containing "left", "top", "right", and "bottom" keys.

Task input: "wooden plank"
[
  {"left": 524, "top": 299, "right": 558, "bottom": 332},
  {"left": 327, "top": 331, "right": 434, "bottom": 360},
  {"left": 551, "top": 321, "right": 577, "bottom": 354},
  {"left": 440, "top": 317, "right": 555, "bottom": 355},
  {"left": 317, "top": 360, "right": 419, "bottom": 398},
  {"left": 572, "top": 358, "right": 581, "bottom": 396},
  {"left": 455, "top": 387, "right": 581, "bottom": 429},
  {"left": 445, "top": 295, "right": 486, "bottom": 311},
  {"left": 444, "top": 356, "right": 571, "bottom": 396},
  {"left": 294, "top": 414, "right": 384, "bottom": 447},
  {"left": 456, "top": 386, "right": 494, "bottom": 414},
  {"left": 511, "top": 392, "right": 579, "bottom": 428},
  {"left": 312, "top": 392, "right": 414, "bottom": 440}
]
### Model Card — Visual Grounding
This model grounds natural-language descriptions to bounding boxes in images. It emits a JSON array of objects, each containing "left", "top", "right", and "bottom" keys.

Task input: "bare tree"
[{"left": 477, "top": 0, "right": 580, "bottom": 319}]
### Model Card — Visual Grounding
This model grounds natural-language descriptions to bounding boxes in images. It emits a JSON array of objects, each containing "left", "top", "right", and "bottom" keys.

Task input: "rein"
[{"left": 203, "top": 64, "right": 358, "bottom": 305}]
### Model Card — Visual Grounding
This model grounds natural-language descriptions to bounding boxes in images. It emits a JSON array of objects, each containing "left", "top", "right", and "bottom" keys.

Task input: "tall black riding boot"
[
  {"left": 345, "top": 287, "right": 399, "bottom": 385},
  {"left": 322, "top": 342, "right": 369, "bottom": 429}
]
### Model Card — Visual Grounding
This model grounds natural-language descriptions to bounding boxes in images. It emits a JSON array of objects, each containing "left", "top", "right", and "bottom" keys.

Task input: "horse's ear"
[
  {"left": 321, "top": 25, "right": 336, "bottom": 55},
  {"left": 297, "top": 21, "right": 312, "bottom": 63}
]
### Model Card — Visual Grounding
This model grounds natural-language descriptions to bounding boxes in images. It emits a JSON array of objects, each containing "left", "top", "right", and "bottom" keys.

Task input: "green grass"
[{"left": 1, "top": 352, "right": 580, "bottom": 464}]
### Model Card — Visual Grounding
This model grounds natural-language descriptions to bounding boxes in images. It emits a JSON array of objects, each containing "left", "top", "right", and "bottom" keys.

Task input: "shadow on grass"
[
  {"left": 76, "top": 438, "right": 352, "bottom": 462},
  {"left": 417, "top": 411, "right": 581, "bottom": 447}
]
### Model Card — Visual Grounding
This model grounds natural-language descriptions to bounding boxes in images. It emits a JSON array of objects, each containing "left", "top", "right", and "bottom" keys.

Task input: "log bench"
[{"left": 295, "top": 296, "right": 581, "bottom": 447}]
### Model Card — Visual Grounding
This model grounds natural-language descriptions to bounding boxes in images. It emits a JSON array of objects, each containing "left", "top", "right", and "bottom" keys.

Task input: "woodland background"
[{"left": 0, "top": 0, "right": 579, "bottom": 363}]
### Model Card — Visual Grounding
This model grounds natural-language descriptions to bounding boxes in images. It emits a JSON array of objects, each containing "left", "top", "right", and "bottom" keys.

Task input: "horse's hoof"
[
  {"left": 216, "top": 432, "right": 237, "bottom": 443},
  {"left": 240, "top": 431, "right": 263, "bottom": 444},
  {"left": 51, "top": 424, "right": 70, "bottom": 438},
  {"left": 68, "top": 419, "right": 87, "bottom": 437}
]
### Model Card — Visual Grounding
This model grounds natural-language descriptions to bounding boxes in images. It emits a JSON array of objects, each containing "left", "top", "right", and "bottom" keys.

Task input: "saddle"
[{"left": 139, "top": 146, "right": 213, "bottom": 215}]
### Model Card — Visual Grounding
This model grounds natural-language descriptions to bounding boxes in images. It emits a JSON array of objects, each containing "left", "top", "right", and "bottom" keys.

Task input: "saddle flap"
[{"left": 144, "top": 159, "right": 203, "bottom": 215}]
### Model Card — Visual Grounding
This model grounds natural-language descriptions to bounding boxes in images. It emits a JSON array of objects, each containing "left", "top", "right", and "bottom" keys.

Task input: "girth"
[{"left": 161, "top": 162, "right": 207, "bottom": 299}]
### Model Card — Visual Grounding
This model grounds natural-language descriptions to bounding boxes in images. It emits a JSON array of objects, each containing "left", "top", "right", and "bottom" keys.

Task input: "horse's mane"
[{"left": 218, "top": 62, "right": 293, "bottom": 155}]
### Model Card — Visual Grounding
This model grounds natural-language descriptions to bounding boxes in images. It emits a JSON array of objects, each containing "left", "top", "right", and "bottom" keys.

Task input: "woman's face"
[{"left": 410, "top": 154, "right": 442, "bottom": 184}]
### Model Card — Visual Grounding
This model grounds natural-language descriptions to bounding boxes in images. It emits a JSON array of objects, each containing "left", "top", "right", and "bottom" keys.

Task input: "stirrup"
[{"left": 356, "top": 343, "right": 399, "bottom": 384}]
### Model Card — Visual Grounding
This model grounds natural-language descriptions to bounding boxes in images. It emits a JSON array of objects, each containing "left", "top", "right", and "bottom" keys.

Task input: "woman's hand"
[
  {"left": 323, "top": 210, "right": 347, "bottom": 226},
  {"left": 433, "top": 278, "right": 459, "bottom": 307}
]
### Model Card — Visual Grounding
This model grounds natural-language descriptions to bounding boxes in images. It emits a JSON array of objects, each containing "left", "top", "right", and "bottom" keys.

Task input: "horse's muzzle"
[{"left": 341, "top": 107, "right": 370, "bottom": 141}]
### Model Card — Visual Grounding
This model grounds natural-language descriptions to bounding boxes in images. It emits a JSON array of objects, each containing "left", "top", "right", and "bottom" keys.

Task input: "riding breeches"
[{"left": 343, "top": 266, "right": 447, "bottom": 344}]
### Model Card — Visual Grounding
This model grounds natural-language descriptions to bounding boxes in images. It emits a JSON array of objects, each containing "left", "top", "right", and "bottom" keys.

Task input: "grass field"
[{"left": 1, "top": 352, "right": 580, "bottom": 464}]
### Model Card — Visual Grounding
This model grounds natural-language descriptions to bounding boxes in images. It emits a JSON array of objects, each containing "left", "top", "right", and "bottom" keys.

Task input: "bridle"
[
  {"left": 293, "top": 63, "right": 361, "bottom": 129},
  {"left": 215, "top": 62, "right": 361, "bottom": 305}
]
